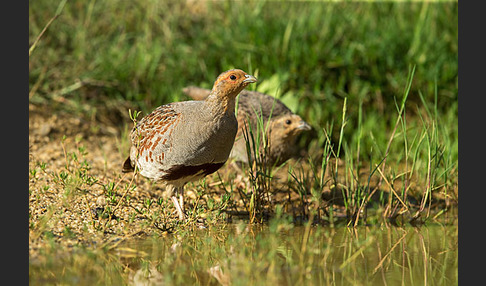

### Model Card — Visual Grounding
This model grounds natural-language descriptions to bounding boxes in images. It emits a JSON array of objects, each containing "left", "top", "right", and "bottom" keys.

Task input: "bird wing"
[{"left": 130, "top": 103, "right": 181, "bottom": 164}]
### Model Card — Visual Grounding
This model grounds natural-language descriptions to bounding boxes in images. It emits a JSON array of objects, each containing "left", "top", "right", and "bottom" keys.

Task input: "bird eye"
[
  {"left": 285, "top": 120, "right": 291, "bottom": 125},
  {"left": 230, "top": 75, "right": 237, "bottom": 80}
]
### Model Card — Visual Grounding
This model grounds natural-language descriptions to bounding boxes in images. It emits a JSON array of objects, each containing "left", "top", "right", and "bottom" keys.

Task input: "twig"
[
  {"left": 372, "top": 230, "right": 408, "bottom": 274},
  {"left": 370, "top": 66, "right": 415, "bottom": 197}
]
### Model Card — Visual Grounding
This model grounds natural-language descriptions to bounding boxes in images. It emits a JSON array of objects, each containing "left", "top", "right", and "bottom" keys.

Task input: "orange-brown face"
[
  {"left": 272, "top": 114, "right": 312, "bottom": 140},
  {"left": 212, "top": 69, "right": 257, "bottom": 97}
]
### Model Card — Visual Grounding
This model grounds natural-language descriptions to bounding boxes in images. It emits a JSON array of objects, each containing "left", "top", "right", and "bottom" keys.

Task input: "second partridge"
[{"left": 182, "top": 86, "right": 311, "bottom": 166}]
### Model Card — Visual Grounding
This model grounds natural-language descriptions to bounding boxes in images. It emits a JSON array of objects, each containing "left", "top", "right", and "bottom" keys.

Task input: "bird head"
[
  {"left": 211, "top": 69, "right": 257, "bottom": 99},
  {"left": 271, "top": 114, "right": 312, "bottom": 141}
]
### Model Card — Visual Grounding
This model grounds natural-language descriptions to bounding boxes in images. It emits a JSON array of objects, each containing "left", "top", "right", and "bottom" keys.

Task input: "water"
[{"left": 30, "top": 221, "right": 457, "bottom": 285}]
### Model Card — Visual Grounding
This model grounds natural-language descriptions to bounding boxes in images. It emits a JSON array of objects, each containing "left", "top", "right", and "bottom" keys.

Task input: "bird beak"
[
  {"left": 298, "top": 121, "right": 312, "bottom": 131},
  {"left": 243, "top": 74, "right": 258, "bottom": 83}
]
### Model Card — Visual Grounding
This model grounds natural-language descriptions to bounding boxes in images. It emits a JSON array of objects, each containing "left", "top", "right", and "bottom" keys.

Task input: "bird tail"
[{"left": 122, "top": 156, "right": 134, "bottom": 173}]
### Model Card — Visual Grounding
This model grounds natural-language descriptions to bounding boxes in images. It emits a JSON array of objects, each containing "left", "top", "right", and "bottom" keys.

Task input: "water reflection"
[
  {"left": 118, "top": 223, "right": 457, "bottom": 286},
  {"left": 29, "top": 221, "right": 457, "bottom": 285}
]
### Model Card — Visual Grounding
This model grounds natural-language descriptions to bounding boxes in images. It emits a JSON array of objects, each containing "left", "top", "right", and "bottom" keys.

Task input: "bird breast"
[{"left": 155, "top": 101, "right": 237, "bottom": 166}]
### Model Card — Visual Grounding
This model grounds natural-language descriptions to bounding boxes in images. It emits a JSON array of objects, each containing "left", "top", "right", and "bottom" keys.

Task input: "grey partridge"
[
  {"left": 123, "top": 69, "right": 257, "bottom": 219},
  {"left": 182, "top": 86, "right": 311, "bottom": 166}
]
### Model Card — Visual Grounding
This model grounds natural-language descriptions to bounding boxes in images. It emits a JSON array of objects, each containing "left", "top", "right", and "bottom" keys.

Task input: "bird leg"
[
  {"left": 170, "top": 186, "right": 186, "bottom": 220},
  {"left": 179, "top": 189, "right": 184, "bottom": 215}
]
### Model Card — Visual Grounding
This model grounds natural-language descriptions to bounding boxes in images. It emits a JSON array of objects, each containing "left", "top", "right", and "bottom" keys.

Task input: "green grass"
[{"left": 29, "top": 0, "right": 457, "bottom": 226}]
